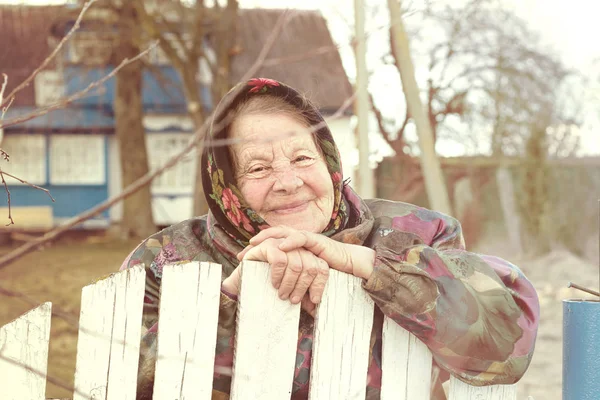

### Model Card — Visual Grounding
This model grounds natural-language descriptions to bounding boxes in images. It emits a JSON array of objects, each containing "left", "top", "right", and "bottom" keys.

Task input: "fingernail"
[
  {"left": 312, "top": 296, "right": 321, "bottom": 303},
  {"left": 280, "top": 293, "right": 289, "bottom": 300},
  {"left": 291, "top": 296, "right": 300, "bottom": 304}
]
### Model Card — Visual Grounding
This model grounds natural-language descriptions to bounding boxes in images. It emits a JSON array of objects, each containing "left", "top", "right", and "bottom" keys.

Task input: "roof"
[
  {"left": 232, "top": 9, "right": 353, "bottom": 113},
  {"left": 0, "top": 5, "right": 352, "bottom": 115},
  {"left": 0, "top": 5, "right": 64, "bottom": 107}
]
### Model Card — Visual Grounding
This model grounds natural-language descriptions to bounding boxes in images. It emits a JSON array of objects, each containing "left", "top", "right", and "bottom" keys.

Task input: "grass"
[{"left": 0, "top": 236, "right": 142, "bottom": 399}]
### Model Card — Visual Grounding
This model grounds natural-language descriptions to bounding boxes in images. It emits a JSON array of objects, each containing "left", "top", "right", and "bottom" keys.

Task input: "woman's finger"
[
  {"left": 249, "top": 226, "right": 295, "bottom": 245},
  {"left": 236, "top": 245, "right": 254, "bottom": 261},
  {"left": 301, "top": 295, "right": 317, "bottom": 318},
  {"left": 288, "top": 251, "right": 319, "bottom": 304},
  {"left": 241, "top": 239, "right": 287, "bottom": 289},
  {"left": 265, "top": 240, "right": 288, "bottom": 289},
  {"left": 308, "top": 257, "right": 329, "bottom": 304},
  {"left": 277, "top": 249, "right": 303, "bottom": 300}
]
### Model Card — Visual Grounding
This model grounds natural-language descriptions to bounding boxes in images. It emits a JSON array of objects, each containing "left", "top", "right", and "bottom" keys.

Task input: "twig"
[
  {"left": 0, "top": 42, "right": 157, "bottom": 130},
  {"left": 0, "top": 169, "right": 14, "bottom": 226},
  {"left": 0, "top": 10, "right": 290, "bottom": 270},
  {"left": 0, "top": 73, "right": 8, "bottom": 112},
  {"left": 0, "top": 9, "right": 359, "bottom": 269},
  {"left": 568, "top": 282, "right": 600, "bottom": 298},
  {"left": 1, "top": 171, "right": 56, "bottom": 203},
  {"left": 0, "top": 0, "right": 98, "bottom": 110}
]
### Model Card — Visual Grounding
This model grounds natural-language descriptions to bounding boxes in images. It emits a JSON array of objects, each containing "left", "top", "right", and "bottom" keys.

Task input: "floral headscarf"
[{"left": 201, "top": 78, "right": 350, "bottom": 246}]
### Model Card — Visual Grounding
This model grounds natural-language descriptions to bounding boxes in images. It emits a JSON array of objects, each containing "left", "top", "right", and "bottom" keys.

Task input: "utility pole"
[
  {"left": 387, "top": 0, "right": 452, "bottom": 215},
  {"left": 354, "top": 0, "right": 375, "bottom": 198}
]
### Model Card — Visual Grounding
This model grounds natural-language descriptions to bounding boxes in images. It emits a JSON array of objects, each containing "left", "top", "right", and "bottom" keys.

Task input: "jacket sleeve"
[{"left": 362, "top": 211, "right": 539, "bottom": 386}]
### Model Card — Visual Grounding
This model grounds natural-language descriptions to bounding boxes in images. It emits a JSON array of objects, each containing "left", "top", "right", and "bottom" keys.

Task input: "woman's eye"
[
  {"left": 294, "top": 156, "right": 312, "bottom": 163},
  {"left": 249, "top": 166, "right": 267, "bottom": 174}
]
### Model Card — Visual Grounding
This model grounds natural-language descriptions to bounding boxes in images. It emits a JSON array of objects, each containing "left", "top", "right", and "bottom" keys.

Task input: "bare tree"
[
  {"left": 113, "top": 1, "right": 157, "bottom": 238},
  {"left": 134, "top": 0, "right": 240, "bottom": 217},
  {"left": 386, "top": 0, "right": 452, "bottom": 214}
]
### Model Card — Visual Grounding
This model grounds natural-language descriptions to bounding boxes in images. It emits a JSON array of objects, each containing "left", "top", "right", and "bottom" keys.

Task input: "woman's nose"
[{"left": 272, "top": 167, "right": 303, "bottom": 193}]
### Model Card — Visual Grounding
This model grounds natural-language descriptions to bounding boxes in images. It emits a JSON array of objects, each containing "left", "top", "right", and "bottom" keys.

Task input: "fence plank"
[
  {"left": 73, "top": 265, "right": 145, "bottom": 400},
  {"left": 153, "top": 262, "right": 222, "bottom": 400},
  {"left": 231, "top": 261, "right": 301, "bottom": 400},
  {"left": 449, "top": 377, "right": 517, "bottom": 400},
  {"left": 0, "top": 302, "right": 52, "bottom": 400},
  {"left": 309, "top": 270, "right": 374, "bottom": 400},
  {"left": 380, "top": 317, "right": 433, "bottom": 400}
]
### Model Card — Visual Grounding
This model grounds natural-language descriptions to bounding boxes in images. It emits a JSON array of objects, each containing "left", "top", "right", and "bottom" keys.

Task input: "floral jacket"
[{"left": 121, "top": 196, "right": 539, "bottom": 400}]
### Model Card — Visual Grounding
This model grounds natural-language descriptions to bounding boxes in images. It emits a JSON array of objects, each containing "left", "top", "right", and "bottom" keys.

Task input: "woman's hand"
[
  {"left": 236, "top": 238, "right": 330, "bottom": 305},
  {"left": 248, "top": 226, "right": 375, "bottom": 280}
]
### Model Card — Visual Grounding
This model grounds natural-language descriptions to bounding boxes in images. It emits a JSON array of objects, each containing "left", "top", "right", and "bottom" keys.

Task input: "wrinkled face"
[{"left": 231, "top": 113, "right": 334, "bottom": 233}]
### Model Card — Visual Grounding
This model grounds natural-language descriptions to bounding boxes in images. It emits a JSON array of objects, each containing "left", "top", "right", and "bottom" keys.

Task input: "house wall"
[
  {"left": 2, "top": 133, "right": 110, "bottom": 228},
  {"left": 108, "top": 127, "right": 198, "bottom": 227}
]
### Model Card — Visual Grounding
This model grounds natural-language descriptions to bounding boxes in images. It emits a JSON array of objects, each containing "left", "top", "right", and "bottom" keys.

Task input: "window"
[
  {"left": 146, "top": 133, "right": 196, "bottom": 193},
  {"left": 49, "top": 135, "right": 105, "bottom": 185},
  {"left": 69, "top": 31, "right": 115, "bottom": 65},
  {"left": 1, "top": 135, "right": 47, "bottom": 185}
]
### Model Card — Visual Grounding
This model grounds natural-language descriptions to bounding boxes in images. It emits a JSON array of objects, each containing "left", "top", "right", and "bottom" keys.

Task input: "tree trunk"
[
  {"left": 114, "top": 3, "right": 156, "bottom": 239},
  {"left": 387, "top": 0, "right": 452, "bottom": 215}
]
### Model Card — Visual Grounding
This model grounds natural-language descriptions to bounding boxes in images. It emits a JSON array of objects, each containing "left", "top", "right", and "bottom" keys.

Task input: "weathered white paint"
[
  {"left": 1, "top": 134, "right": 47, "bottom": 185},
  {"left": 73, "top": 265, "right": 145, "bottom": 400},
  {"left": 0, "top": 303, "right": 52, "bottom": 400},
  {"left": 309, "top": 269, "right": 374, "bottom": 400},
  {"left": 231, "top": 261, "right": 301, "bottom": 399},
  {"left": 380, "top": 317, "right": 432, "bottom": 400},
  {"left": 449, "top": 376, "right": 517, "bottom": 400},
  {"left": 153, "top": 262, "right": 222, "bottom": 400},
  {"left": 49, "top": 134, "right": 105, "bottom": 185}
]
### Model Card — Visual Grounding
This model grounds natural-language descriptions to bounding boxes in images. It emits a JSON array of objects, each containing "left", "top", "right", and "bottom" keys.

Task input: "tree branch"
[
  {"left": 0, "top": 10, "right": 291, "bottom": 270},
  {"left": 0, "top": 0, "right": 97, "bottom": 110},
  {"left": 0, "top": 42, "right": 157, "bottom": 130}
]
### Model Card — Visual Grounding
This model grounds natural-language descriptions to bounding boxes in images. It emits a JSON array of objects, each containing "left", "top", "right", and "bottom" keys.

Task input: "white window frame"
[
  {"left": 49, "top": 134, "right": 106, "bottom": 185},
  {"left": 1, "top": 134, "right": 47, "bottom": 186}
]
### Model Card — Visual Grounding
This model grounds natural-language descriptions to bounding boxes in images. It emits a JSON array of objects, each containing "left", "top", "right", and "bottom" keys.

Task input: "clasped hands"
[{"left": 221, "top": 226, "right": 375, "bottom": 316}]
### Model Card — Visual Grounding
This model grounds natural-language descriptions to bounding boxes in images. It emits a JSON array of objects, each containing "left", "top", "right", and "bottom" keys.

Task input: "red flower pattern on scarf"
[
  {"left": 222, "top": 188, "right": 254, "bottom": 233},
  {"left": 247, "top": 78, "right": 280, "bottom": 93}
]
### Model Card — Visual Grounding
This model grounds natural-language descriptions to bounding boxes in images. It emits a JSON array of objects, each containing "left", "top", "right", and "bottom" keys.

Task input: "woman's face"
[{"left": 230, "top": 113, "right": 334, "bottom": 233}]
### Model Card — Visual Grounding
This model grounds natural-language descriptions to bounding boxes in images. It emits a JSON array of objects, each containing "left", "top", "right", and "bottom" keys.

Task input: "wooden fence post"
[
  {"left": 449, "top": 376, "right": 517, "bottom": 400},
  {"left": 231, "top": 261, "right": 301, "bottom": 399},
  {"left": 0, "top": 303, "right": 52, "bottom": 400},
  {"left": 152, "top": 262, "right": 222, "bottom": 400},
  {"left": 380, "top": 318, "right": 432, "bottom": 399},
  {"left": 309, "top": 269, "right": 374, "bottom": 399},
  {"left": 72, "top": 265, "right": 145, "bottom": 400}
]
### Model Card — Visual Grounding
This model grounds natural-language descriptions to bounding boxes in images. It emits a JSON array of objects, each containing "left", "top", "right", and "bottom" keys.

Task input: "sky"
[{"left": 2, "top": 0, "right": 598, "bottom": 155}]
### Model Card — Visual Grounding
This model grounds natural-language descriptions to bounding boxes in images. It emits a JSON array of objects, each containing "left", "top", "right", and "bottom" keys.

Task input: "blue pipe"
[{"left": 563, "top": 299, "right": 600, "bottom": 399}]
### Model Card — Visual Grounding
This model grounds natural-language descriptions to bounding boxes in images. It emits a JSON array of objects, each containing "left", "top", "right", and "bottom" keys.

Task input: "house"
[{"left": 0, "top": 5, "right": 355, "bottom": 229}]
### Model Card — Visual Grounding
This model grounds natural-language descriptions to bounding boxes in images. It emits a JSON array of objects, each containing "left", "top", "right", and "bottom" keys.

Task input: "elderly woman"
[{"left": 121, "top": 78, "right": 539, "bottom": 400}]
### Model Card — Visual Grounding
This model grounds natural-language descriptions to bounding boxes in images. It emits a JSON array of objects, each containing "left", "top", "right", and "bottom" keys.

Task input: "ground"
[{"left": 0, "top": 233, "right": 597, "bottom": 399}]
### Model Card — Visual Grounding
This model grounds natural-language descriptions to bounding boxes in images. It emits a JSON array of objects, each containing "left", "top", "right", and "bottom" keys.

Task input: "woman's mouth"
[{"left": 271, "top": 201, "right": 309, "bottom": 214}]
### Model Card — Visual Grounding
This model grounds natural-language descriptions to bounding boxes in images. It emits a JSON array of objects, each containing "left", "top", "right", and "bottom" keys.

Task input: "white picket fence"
[{"left": 0, "top": 261, "right": 517, "bottom": 400}]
